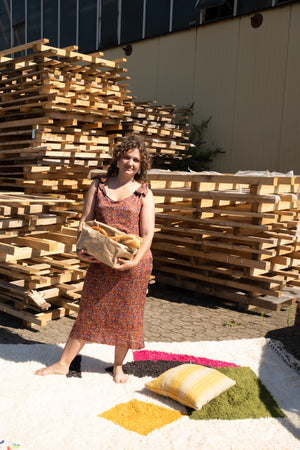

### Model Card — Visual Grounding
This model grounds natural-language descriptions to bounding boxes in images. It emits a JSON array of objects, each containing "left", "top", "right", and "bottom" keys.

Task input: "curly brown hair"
[{"left": 106, "top": 134, "right": 151, "bottom": 183}]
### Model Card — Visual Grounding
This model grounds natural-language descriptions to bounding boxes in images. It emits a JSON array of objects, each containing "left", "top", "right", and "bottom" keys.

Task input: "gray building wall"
[{"left": 103, "top": 3, "right": 300, "bottom": 174}]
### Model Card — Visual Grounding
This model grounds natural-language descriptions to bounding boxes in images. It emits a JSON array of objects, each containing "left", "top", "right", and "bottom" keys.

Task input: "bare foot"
[
  {"left": 113, "top": 365, "right": 128, "bottom": 384},
  {"left": 35, "top": 361, "right": 69, "bottom": 376}
]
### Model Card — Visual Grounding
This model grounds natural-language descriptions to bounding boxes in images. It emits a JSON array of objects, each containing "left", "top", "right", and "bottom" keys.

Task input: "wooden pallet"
[
  {"left": 148, "top": 171, "right": 300, "bottom": 310},
  {"left": 0, "top": 297, "right": 79, "bottom": 328},
  {"left": 0, "top": 273, "right": 156, "bottom": 328},
  {"left": 0, "top": 185, "right": 86, "bottom": 324},
  {"left": 0, "top": 40, "right": 130, "bottom": 195},
  {"left": 121, "top": 101, "right": 191, "bottom": 158},
  {"left": 156, "top": 273, "right": 300, "bottom": 311},
  {"left": 0, "top": 249, "right": 86, "bottom": 328},
  {"left": 0, "top": 41, "right": 191, "bottom": 201}
]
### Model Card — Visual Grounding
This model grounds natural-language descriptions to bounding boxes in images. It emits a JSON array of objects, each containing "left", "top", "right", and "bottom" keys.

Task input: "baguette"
[
  {"left": 91, "top": 225, "right": 109, "bottom": 237},
  {"left": 110, "top": 234, "right": 142, "bottom": 250},
  {"left": 91, "top": 225, "right": 142, "bottom": 250}
]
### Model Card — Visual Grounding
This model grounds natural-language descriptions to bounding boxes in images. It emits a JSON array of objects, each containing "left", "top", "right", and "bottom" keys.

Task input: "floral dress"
[{"left": 70, "top": 177, "right": 153, "bottom": 349}]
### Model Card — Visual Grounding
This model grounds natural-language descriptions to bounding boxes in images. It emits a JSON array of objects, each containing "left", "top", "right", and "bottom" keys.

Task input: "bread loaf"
[
  {"left": 111, "top": 234, "right": 141, "bottom": 249},
  {"left": 91, "top": 225, "right": 142, "bottom": 250},
  {"left": 91, "top": 225, "right": 109, "bottom": 237}
]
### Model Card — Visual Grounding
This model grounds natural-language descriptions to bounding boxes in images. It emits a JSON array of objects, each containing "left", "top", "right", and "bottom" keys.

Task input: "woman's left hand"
[
  {"left": 114, "top": 258, "right": 138, "bottom": 271},
  {"left": 76, "top": 248, "right": 99, "bottom": 263}
]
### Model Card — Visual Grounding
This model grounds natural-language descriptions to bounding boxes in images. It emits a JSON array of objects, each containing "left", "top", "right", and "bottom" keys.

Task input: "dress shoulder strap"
[{"left": 135, "top": 182, "right": 151, "bottom": 198}]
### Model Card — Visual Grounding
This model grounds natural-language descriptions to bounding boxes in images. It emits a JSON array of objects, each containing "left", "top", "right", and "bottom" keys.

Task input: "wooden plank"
[
  {"left": 0, "top": 261, "right": 50, "bottom": 275},
  {"left": 26, "top": 271, "right": 85, "bottom": 289},
  {"left": 155, "top": 212, "right": 272, "bottom": 231},
  {"left": 34, "top": 305, "right": 77, "bottom": 322},
  {"left": 156, "top": 202, "right": 278, "bottom": 219},
  {"left": 0, "top": 244, "right": 75, "bottom": 262},
  {"left": 152, "top": 188, "right": 289, "bottom": 205},
  {"left": 0, "top": 117, "right": 53, "bottom": 128},
  {"left": 0, "top": 39, "right": 49, "bottom": 57},
  {"left": 148, "top": 173, "right": 282, "bottom": 185},
  {"left": 0, "top": 241, "right": 32, "bottom": 257},
  {"left": 54, "top": 298, "right": 80, "bottom": 312},
  {"left": 33, "top": 232, "right": 77, "bottom": 244},
  {"left": 13, "top": 236, "right": 65, "bottom": 252},
  {"left": 0, "top": 301, "right": 44, "bottom": 326},
  {"left": 33, "top": 43, "right": 117, "bottom": 68},
  {"left": 31, "top": 256, "right": 82, "bottom": 269},
  {"left": 26, "top": 289, "right": 51, "bottom": 310}
]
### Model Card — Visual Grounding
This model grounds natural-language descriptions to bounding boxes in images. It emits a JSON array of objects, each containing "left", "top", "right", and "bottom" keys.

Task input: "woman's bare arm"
[
  {"left": 77, "top": 179, "right": 98, "bottom": 236},
  {"left": 76, "top": 179, "right": 99, "bottom": 262}
]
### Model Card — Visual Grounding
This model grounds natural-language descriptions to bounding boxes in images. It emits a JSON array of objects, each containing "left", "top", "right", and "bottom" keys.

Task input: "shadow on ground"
[
  {"left": 0, "top": 314, "right": 41, "bottom": 344},
  {"left": 148, "top": 282, "right": 300, "bottom": 361},
  {"left": 266, "top": 305, "right": 300, "bottom": 360},
  {"left": 149, "top": 282, "right": 276, "bottom": 317}
]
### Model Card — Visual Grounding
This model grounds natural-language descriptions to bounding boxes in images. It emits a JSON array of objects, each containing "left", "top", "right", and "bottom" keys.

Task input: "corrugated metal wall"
[{"left": 104, "top": 4, "right": 300, "bottom": 174}]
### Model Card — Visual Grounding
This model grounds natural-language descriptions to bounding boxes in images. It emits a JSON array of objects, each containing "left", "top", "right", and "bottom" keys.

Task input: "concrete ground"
[{"left": 0, "top": 282, "right": 299, "bottom": 361}]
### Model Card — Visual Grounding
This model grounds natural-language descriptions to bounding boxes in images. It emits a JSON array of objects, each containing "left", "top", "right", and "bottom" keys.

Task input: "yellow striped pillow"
[{"left": 145, "top": 364, "right": 236, "bottom": 410}]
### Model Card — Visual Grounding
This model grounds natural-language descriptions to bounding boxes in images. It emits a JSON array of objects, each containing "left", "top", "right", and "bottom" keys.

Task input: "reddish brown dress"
[{"left": 70, "top": 177, "right": 153, "bottom": 349}]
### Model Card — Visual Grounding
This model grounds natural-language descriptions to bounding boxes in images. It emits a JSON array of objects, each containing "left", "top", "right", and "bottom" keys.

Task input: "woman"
[{"left": 35, "top": 134, "right": 154, "bottom": 383}]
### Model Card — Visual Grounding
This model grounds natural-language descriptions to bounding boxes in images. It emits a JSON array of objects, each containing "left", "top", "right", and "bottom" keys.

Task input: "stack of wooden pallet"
[
  {"left": 0, "top": 38, "right": 132, "bottom": 325},
  {"left": 149, "top": 171, "right": 300, "bottom": 311},
  {"left": 0, "top": 40, "right": 192, "bottom": 327},
  {"left": 0, "top": 38, "right": 131, "bottom": 195},
  {"left": 0, "top": 191, "right": 87, "bottom": 326},
  {"left": 121, "top": 101, "right": 191, "bottom": 166},
  {"left": 3, "top": 39, "right": 299, "bottom": 323},
  {"left": 0, "top": 41, "right": 190, "bottom": 196}
]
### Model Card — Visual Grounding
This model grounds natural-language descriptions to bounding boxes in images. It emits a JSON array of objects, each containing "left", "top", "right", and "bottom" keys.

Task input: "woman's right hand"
[{"left": 76, "top": 249, "right": 99, "bottom": 263}]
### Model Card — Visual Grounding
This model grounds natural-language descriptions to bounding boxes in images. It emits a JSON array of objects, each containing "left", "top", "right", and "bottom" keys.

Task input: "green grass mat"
[{"left": 189, "top": 366, "right": 285, "bottom": 420}]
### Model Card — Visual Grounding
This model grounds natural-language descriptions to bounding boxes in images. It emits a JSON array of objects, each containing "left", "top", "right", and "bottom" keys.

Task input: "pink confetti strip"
[{"left": 133, "top": 350, "right": 240, "bottom": 368}]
